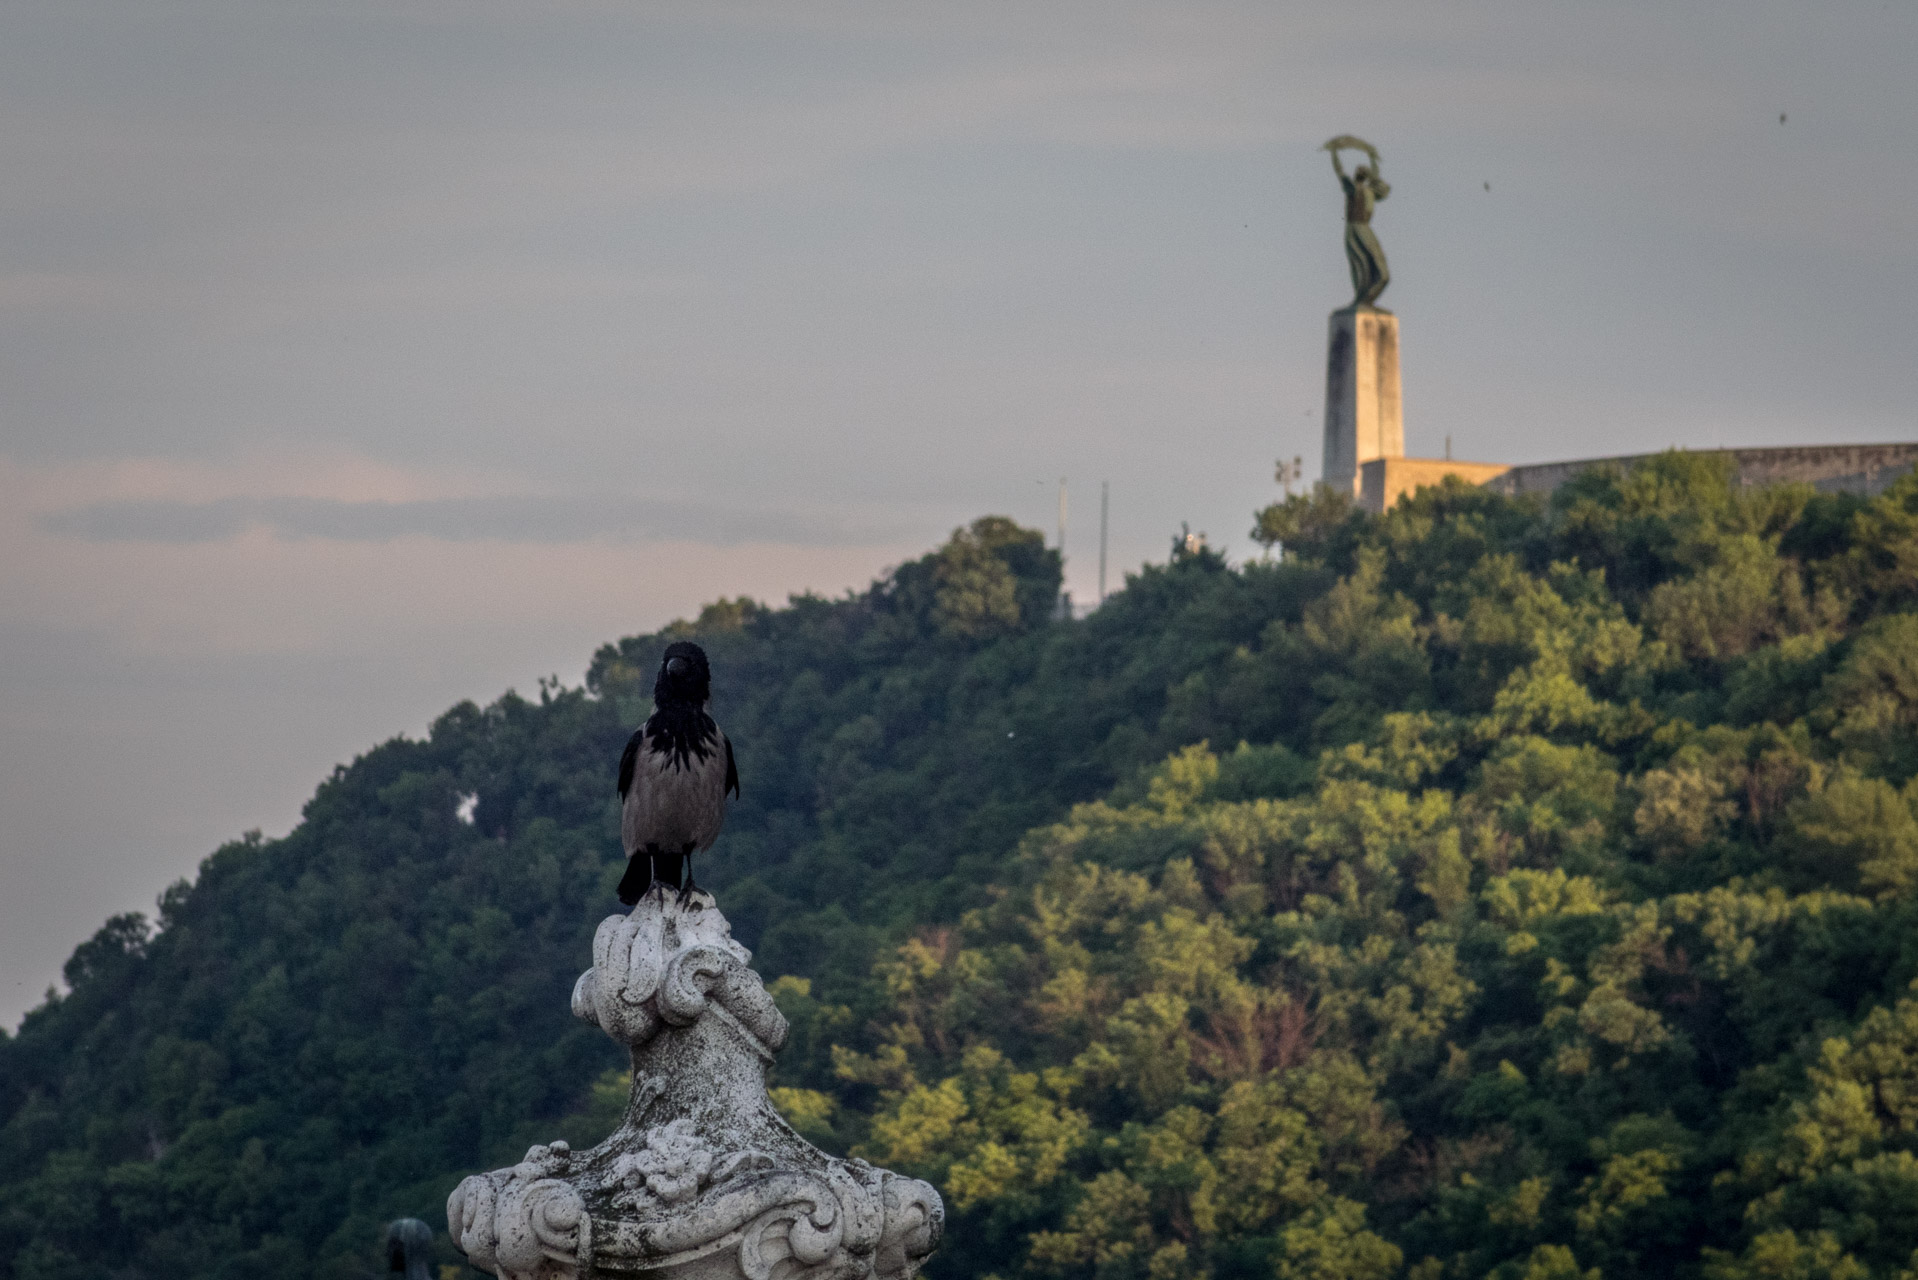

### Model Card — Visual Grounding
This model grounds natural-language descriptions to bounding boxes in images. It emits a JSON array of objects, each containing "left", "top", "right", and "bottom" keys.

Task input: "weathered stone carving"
[{"left": 449, "top": 893, "right": 944, "bottom": 1280}]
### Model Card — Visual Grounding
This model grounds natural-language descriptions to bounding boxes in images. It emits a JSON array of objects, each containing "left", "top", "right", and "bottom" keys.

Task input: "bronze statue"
[{"left": 1323, "top": 135, "right": 1391, "bottom": 308}]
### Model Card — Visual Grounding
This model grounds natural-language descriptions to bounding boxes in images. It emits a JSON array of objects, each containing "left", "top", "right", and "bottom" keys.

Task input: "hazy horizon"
[{"left": 4, "top": 0, "right": 1915, "bottom": 1028}]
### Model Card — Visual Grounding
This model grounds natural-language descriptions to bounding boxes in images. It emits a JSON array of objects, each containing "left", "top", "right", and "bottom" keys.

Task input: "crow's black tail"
[
  {"left": 653, "top": 849, "right": 685, "bottom": 892},
  {"left": 616, "top": 851, "right": 651, "bottom": 905}
]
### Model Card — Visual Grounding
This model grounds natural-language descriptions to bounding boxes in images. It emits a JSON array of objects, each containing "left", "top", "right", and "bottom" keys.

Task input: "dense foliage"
[{"left": 9, "top": 457, "right": 1918, "bottom": 1279}]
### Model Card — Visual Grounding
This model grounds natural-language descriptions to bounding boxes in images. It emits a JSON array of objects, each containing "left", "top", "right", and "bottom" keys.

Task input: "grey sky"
[{"left": 3, "top": 0, "right": 1915, "bottom": 1026}]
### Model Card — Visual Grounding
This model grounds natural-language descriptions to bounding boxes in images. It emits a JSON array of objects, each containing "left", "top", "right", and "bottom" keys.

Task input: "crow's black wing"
[
  {"left": 724, "top": 735, "right": 739, "bottom": 799},
  {"left": 617, "top": 729, "right": 644, "bottom": 799}
]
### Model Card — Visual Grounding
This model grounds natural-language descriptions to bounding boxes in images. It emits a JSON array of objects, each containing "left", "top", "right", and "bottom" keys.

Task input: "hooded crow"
[{"left": 616, "top": 640, "right": 738, "bottom": 905}]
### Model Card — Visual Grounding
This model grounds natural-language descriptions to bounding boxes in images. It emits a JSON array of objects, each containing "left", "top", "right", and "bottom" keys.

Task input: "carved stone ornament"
[{"left": 448, "top": 893, "right": 944, "bottom": 1280}]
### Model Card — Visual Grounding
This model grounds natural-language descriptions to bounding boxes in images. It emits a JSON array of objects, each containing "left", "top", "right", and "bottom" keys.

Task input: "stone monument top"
[
  {"left": 448, "top": 893, "right": 944, "bottom": 1280},
  {"left": 1298, "top": 140, "right": 1918, "bottom": 514},
  {"left": 1319, "top": 134, "right": 1406, "bottom": 501}
]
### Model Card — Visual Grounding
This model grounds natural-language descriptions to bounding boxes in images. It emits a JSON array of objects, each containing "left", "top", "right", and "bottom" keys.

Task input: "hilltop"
[{"left": 8, "top": 456, "right": 1918, "bottom": 1280}]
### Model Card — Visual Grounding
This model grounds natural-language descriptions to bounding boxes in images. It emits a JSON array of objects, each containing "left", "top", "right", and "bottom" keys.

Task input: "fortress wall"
[
  {"left": 1360, "top": 457, "right": 1512, "bottom": 512},
  {"left": 1481, "top": 444, "right": 1918, "bottom": 501}
]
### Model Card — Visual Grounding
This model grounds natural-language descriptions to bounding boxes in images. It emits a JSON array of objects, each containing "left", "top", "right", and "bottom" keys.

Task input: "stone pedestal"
[
  {"left": 448, "top": 894, "right": 944, "bottom": 1280},
  {"left": 1321, "top": 305, "right": 1403, "bottom": 497}
]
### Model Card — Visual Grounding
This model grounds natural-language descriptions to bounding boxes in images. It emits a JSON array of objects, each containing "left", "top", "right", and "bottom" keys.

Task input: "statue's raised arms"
[{"left": 1322, "top": 135, "right": 1391, "bottom": 308}]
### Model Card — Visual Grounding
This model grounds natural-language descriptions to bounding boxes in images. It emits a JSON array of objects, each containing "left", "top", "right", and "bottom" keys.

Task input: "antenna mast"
[
  {"left": 1099, "top": 480, "right": 1109, "bottom": 604},
  {"left": 1058, "top": 478, "right": 1069, "bottom": 619}
]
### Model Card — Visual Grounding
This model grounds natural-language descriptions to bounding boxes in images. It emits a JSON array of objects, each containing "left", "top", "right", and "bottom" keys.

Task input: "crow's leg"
[
  {"left": 645, "top": 845, "right": 674, "bottom": 902},
  {"left": 653, "top": 848, "right": 685, "bottom": 895},
  {"left": 616, "top": 848, "right": 652, "bottom": 906},
  {"left": 677, "top": 846, "right": 703, "bottom": 906}
]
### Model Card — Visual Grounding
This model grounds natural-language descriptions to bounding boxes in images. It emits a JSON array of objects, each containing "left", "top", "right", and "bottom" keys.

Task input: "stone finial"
[
  {"left": 384, "top": 1217, "right": 434, "bottom": 1279},
  {"left": 448, "top": 894, "right": 944, "bottom": 1280}
]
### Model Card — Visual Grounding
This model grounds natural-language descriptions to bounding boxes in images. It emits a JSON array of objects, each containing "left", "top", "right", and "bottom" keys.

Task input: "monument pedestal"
[
  {"left": 448, "top": 894, "right": 943, "bottom": 1280},
  {"left": 1321, "top": 305, "right": 1403, "bottom": 498}
]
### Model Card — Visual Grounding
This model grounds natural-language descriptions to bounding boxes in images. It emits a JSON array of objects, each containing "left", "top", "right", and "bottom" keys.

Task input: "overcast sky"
[{"left": 4, "top": 0, "right": 1915, "bottom": 1027}]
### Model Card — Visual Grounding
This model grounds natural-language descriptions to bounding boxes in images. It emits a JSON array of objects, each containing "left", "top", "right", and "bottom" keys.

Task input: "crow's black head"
[{"left": 654, "top": 641, "right": 713, "bottom": 706}]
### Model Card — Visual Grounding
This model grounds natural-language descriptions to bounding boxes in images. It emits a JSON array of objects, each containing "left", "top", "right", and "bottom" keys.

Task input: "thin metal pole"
[
  {"left": 1058, "top": 478, "right": 1068, "bottom": 619},
  {"left": 1099, "top": 481, "right": 1109, "bottom": 604}
]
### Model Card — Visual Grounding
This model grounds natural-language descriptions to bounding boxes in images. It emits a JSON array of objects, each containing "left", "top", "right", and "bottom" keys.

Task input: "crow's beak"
[{"left": 666, "top": 657, "right": 689, "bottom": 678}]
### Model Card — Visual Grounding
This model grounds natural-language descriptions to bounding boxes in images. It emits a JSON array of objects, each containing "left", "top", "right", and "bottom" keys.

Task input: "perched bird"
[{"left": 616, "top": 640, "right": 738, "bottom": 905}]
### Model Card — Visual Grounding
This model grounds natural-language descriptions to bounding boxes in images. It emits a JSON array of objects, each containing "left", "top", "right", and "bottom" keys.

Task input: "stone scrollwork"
[
  {"left": 451, "top": 893, "right": 944, "bottom": 1280},
  {"left": 570, "top": 892, "right": 789, "bottom": 1057},
  {"left": 448, "top": 1141, "right": 589, "bottom": 1280}
]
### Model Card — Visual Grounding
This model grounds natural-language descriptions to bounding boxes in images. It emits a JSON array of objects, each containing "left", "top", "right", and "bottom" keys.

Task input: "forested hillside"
[{"left": 10, "top": 454, "right": 1918, "bottom": 1280}]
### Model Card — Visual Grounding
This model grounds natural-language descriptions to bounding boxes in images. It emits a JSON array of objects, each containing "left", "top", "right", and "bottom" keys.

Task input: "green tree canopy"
[{"left": 11, "top": 461, "right": 1918, "bottom": 1279}]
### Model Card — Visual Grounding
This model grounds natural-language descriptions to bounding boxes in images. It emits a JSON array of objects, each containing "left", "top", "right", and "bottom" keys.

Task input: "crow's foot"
[{"left": 676, "top": 878, "right": 706, "bottom": 909}]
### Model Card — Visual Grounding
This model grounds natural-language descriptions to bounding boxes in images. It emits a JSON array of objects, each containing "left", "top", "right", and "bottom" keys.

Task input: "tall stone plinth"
[
  {"left": 448, "top": 895, "right": 943, "bottom": 1280},
  {"left": 1321, "top": 305, "right": 1403, "bottom": 497}
]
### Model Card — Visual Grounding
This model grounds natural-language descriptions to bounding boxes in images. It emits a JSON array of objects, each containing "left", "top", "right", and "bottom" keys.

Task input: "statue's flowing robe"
[
  {"left": 1339, "top": 173, "right": 1391, "bottom": 307},
  {"left": 1344, "top": 220, "right": 1389, "bottom": 307}
]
